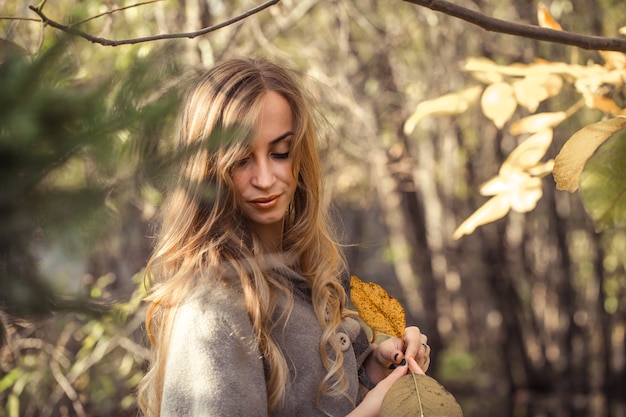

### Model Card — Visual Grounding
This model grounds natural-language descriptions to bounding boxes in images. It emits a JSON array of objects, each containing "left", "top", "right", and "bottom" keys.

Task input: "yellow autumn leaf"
[
  {"left": 509, "top": 176, "right": 543, "bottom": 213},
  {"left": 527, "top": 159, "right": 555, "bottom": 177},
  {"left": 404, "top": 86, "right": 483, "bottom": 135},
  {"left": 481, "top": 82, "right": 517, "bottom": 128},
  {"left": 509, "top": 112, "right": 566, "bottom": 136},
  {"left": 350, "top": 275, "right": 406, "bottom": 339},
  {"left": 554, "top": 116, "right": 626, "bottom": 192},
  {"left": 452, "top": 195, "right": 511, "bottom": 240},
  {"left": 537, "top": 3, "right": 563, "bottom": 30},
  {"left": 466, "top": 57, "right": 504, "bottom": 84},
  {"left": 512, "top": 75, "right": 563, "bottom": 113},
  {"left": 584, "top": 94, "right": 625, "bottom": 116},
  {"left": 500, "top": 129, "right": 554, "bottom": 175},
  {"left": 599, "top": 50, "right": 626, "bottom": 70}
]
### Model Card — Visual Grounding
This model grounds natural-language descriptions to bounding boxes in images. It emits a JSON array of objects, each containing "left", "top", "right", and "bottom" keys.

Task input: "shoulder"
[
  {"left": 172, "top": 282, "right": 252, "bottom": 340},
  {"left": 162, "top": 282, "right": 267, "bottom": 416}
]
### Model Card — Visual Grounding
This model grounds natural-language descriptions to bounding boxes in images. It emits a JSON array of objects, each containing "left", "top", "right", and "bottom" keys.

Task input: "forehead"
[{"left": 252, "top": 91, "right": 294, "bottom": 145}]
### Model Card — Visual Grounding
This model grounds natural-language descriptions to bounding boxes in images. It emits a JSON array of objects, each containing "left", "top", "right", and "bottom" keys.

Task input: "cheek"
[{"left": 231, "top": 170, "right": 247, "bottom": 197}]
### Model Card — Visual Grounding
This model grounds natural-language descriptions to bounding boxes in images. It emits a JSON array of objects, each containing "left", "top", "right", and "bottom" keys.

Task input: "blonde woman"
[{"left": 138, "top": 57, "right": 430, "bottom": 417}]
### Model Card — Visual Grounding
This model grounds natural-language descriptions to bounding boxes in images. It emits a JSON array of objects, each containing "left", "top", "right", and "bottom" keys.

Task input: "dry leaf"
[
  {"left": 554, "top": 116, "right": 626, "bottom": 192},
  {"left": 404, "top": 86, "right": 483, "bottom": 135},
  {"left": 481, "top": 82, "right": 517, "bottom": 128},
  {"left": 512, "top": 75, "right": 562, "bottom": 113},
  {"left": 454, "top": 130, "right": 553, "bottom": 239},
  {"left": 584, "top": 94, "right": 625, "bottom": 115},
  {"left": 599, "top": 50, "right": 626, "bottom": 70},
  {"left": 537, "top": 4, "right": 563, "bottom": 30},
  {"left": 452, "top": 195, "right": 511, "bottom": 240},
  {"left": 350, "top": 275, "right": 405, "bottom": 339},
  {"left": 380, "top": 374, "right": 463, "bottom": 417},
  {"left": 509, "top": 176, "right": 543, "bottom": 213},
  {"left": 508, "top": 111, "right": 567, "bottom": 136},
  {"left": 500, "top": 130, "right": 554, "bottom": 175}
]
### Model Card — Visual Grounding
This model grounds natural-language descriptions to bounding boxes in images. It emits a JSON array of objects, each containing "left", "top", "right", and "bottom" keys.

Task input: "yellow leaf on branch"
[
  {"left": 453, "top": 130, "right": 554, "bottom": 239},
  {"left": 404, "top": 86, "right": 483, "bottom": 135},
  {"left": 500, "top": 130, "right": 554, "bottom": 175},
  {"left": 481, "top": 82, "right": 517, "bottom": 128},
  {"left": 554, "top": 116, "right": 626, "bottom": 192},
  {"left": 537, "top": 3, "right": 563, "bottom": 30},
  {"left": 508, "top": 112, "right": 567, "bottom": 136},
  {"left": 350, "top": 275, "right": 406, "bottom": 339},
  {"left": 512, "top": 75, "right": 563, "bottom": 113}
]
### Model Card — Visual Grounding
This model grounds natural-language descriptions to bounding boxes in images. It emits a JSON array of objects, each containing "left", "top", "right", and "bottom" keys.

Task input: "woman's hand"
[
  {"left": 347, "top": 357, "right": 423, "bottom": 417},
  {"left": 362, "top": 326, "right": 430, "bottom": 386}
]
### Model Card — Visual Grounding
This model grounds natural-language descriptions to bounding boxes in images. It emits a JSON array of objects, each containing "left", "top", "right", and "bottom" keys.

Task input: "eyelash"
[{"left": 273, "top": 152, "right": 290, "bottom": 159}]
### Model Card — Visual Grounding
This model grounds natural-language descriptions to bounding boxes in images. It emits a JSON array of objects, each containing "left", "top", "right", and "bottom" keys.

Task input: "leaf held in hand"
[
  {"left": 380, "top": 374, "right": 464, "bottom": 417},
  {"left": 350, "top": 275, "right": 406, "bottom": 338}
]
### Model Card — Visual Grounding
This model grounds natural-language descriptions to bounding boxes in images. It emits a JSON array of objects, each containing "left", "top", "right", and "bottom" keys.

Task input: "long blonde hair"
[{"left": 137, "top": 57, "right": 349, "bottom": 416}]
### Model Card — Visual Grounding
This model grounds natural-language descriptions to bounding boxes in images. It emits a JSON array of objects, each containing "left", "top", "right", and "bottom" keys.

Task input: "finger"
[
  {"left": 377, "top": 337, "right": 405, "bottom": 368},
  {"left": 407, "top": 356, "right": 425, "bottom": 375},
  {"left": 402, "top": 327, "right": 426, "bottom": 360},
  {"left": 416, "top": 349, "right": 430, "bottom": 373},
  {"left": 379, "top": 359, "right": 410, "bottom": 388}
]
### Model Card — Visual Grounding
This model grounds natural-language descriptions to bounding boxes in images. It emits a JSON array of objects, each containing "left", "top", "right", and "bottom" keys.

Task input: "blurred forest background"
[{"left": 1, "top": 0, "right": 625, "bottom": 416}]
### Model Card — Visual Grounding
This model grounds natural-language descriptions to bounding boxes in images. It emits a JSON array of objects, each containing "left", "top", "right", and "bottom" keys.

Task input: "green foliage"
[
  {"left": 0, "top": 272, "right": 148, "bottom": 417},
  {"left": 0, "top": 38, "right": 181, "bottom": 319},
  {"left": 580, "top": 128, "right": 626, "bottom": 231}
]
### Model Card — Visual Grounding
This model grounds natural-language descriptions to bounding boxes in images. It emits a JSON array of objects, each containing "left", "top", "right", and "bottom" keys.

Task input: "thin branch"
[
  {"left": 0, "top": 16, "right": 41, "bottom": 22},
  {"left": 404, "top": 0, "right": 626, "bottom": 52},
  {"left": 69, "top": 0, "right": 164, "bottom": 28},
  {"left": 28, "top": 0, "right": 280, "bottom": 47}
]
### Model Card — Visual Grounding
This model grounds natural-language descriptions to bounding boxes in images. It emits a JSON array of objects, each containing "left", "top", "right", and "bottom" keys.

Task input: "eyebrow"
[{"left": 269, "top": 131, "right": 294, "bottom": 145}]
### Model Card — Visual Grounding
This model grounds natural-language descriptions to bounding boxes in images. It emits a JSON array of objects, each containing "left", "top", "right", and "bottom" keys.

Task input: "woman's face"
[{"left": 232, "top": 91, "right": 297, "bottom": 240}]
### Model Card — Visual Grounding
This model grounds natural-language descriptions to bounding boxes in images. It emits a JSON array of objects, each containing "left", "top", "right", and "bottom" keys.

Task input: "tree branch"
[
  {"left": 27, "top": 0, "right": 280, "bottom": 47},
  {"left": 404, "top": 0, "right": 626, "bottom": 52},
  {"left": 69, "top": 0, "right": 164, "bottom": 29}
]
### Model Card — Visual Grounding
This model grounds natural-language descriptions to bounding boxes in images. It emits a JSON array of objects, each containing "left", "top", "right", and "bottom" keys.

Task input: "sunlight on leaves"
[
  {"left": 467, "top": 57, "right": 504, "bottom": 84},
  {"left": 554, "top": 116, "right": 626, "bottom": 192},
  {"left": 509, "top": 111, "right": 567, "bottom": 136},
  {"left": 500, "top": 130, "right": 555, "bottom": 175},
  {"left": 350, "top": 275, "right": 405, "bottom": 339},
  {"left": 481, "top": 82, "right": 517, "bottom": 128},
  {"left": 453, "top": 195, "right": 511, "bottom": 240},
  {"left": 583, "top": 94, "right": 625, "bottom": 116},
  {"left": 380, "top": 373, "right": 463, "bottom": 417},
  {"left": 580, "top": 128, "right": 626, "bottom": 231},
  {"left": 513, "top": 75, "right": 563, "bottom": 112},
  {"left": 454, "top": 131, "right": 554, "bottom": 239},
  {"left": 599, "top": 51, "right": 626, "bottom": 70},
  {"left": 537, "top": 3, "right": 563, "bottom": 30},
  {"left": 404, "top": 86, "right": 483, "bottom": 135}
]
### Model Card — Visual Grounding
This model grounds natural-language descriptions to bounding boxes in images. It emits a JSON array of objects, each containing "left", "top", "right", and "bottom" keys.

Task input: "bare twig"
[
  {"left": 69, "top": 0, "right": 164, "bottom": 28},
  {"left": 0, "top": 16, "right": 41, "bottom": 22},
  {"left": 404, "top": 0, "right": 626, "bottom": 52},
  {"left": 27, "top": 0, "right": 280, "bottom": 47}
]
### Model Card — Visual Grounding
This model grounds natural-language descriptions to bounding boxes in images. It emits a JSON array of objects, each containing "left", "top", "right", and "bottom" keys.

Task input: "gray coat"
[{"left": 161, "top": 267, "right": 374, "bottom": 417}]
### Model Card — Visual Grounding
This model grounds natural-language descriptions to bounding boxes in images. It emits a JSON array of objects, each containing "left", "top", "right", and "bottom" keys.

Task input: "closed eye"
[
  {"left": 272, "top": 152, "right": 290, "bottom": 159},
  {"left": 237, "top": 157, "right": 250, "bottom": 166}
]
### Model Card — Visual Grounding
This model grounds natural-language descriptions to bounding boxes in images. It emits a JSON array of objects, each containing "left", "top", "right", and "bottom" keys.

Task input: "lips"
[{"left": 249, "top": 194, "right": 280, "bottom": 209}]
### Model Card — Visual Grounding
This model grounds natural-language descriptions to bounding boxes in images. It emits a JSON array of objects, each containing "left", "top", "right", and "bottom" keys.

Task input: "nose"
[{"left": 250, "top": 158, "right": 275, "bottom": 189}]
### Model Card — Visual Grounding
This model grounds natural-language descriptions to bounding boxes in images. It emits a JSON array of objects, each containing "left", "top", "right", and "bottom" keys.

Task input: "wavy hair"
[{"left": 137, "top": 57, "right": 349, "bottom": 416}]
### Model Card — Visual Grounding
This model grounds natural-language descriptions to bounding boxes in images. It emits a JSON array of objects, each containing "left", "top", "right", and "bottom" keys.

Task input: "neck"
[{"left": 252, "top": 222, "right": 284, "bottom": 253}]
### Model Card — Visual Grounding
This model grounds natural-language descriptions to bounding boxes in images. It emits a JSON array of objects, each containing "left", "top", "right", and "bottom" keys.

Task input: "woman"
[{"left": 138, "top": 57, "right": 430, "bottom": 417}]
